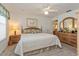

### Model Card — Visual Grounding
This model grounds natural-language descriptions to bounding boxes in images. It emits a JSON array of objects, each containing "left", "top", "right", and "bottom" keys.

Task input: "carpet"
[{"left": 0, "top": 43, "right": 77, "bottom": 56}]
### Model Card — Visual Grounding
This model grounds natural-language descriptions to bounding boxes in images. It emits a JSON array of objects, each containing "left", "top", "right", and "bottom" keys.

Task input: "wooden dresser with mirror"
[{"left": 53, "top": 17, "right": 77, "bottom": 47}]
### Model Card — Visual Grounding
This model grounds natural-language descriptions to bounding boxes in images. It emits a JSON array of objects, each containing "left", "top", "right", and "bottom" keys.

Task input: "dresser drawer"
[{"left": 54, "top": 31, "right": 77, "bottom": 47}]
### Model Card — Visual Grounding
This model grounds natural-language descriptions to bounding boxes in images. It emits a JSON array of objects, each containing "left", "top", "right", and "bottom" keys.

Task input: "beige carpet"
[{"left": 0, "top": 43, "right": 77, "bottom": 56}]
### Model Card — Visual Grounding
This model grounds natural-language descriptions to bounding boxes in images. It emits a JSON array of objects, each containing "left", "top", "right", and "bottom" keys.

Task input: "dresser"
[
  {"left": 8, "top": 35, "right": 21, "bottom": 46},
  {"left": 54, "top": 31, "right": 77, "bottom": 47}
]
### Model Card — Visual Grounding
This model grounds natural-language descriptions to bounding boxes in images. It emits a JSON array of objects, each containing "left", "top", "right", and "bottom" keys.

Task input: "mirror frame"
[{"left": 60, "top": 17, "right": 77, "bottom": 30}]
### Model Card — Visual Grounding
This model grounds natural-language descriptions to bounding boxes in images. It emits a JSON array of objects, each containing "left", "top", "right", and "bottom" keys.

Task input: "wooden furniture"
[
  {"left": 8, "top": 35, "right": 21, "bottom": 45},
  {"left": 23, "top": 27, "right": 42, "bottom": 34},
  {"left": 54, "top": 31, "right": 77, "bottom": 47},
  {"left": 53, "top": 17, "right": 77, "bottom": 47}
]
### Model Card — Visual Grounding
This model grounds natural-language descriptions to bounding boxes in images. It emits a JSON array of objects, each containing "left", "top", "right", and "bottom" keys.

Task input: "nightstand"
[{"left": 8, "top": 35, "right": 21, "bottom": 46}]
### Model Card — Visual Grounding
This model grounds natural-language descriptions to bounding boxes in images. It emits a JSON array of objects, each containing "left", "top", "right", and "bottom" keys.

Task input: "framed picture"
[{"left": 26, "top": 18, "right": 38, "bottom": 27}]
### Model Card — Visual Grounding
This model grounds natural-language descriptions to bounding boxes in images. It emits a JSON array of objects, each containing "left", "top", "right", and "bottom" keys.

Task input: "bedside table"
[{"left": 8, "top": 35, "right": 21, "bottom": 46}]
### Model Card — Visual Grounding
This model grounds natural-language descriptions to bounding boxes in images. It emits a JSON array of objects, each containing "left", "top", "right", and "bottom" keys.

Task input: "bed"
[{"left": 14, "top": 27, "right": 62, "bottom": 56}]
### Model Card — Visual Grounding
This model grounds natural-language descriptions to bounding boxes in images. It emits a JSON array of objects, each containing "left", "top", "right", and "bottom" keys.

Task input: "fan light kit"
[
  {"left": 44, "top": 11, "right": 49, "bottom": 15},
  {"left": 43, "top": 6, "right": 57, "bottom": 15}
]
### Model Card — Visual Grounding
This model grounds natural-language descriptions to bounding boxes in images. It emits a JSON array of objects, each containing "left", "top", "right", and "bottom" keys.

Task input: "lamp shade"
[{"left": 9, "top": 20, "right": 21, "bottom": 35}]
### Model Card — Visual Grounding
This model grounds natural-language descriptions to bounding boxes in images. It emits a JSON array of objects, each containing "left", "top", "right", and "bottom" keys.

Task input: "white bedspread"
[{"left": 15, "top": 33, "right": 62, "bottom": 56}]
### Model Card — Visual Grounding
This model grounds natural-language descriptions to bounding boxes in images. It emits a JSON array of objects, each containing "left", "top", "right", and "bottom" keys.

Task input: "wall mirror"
[{"left": 60, "top": 17, "right": 77, "bottom": 32}]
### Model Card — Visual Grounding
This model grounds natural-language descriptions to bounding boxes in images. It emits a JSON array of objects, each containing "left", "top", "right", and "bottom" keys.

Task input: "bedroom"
[{"left": 0, "top": 3, "right": 78, "bottom": 56}]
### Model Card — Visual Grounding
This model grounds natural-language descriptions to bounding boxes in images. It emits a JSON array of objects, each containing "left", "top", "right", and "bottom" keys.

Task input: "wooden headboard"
[{"left": 22, "top": 27, "right": 42, "bottom": 34}]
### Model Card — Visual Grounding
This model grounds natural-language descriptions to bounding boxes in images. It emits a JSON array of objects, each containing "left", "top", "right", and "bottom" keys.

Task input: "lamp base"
[{"left": 14, "top": 31, "right": 16, "bottom": 35}]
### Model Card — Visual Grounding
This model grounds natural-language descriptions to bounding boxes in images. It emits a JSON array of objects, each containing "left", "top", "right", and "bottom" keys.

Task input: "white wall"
[
  {"left": 76, "top": 9, "right": 79, "bottom": 55},
  {"left": 10, "top": 15, "right": 53, "bottom": 34}
]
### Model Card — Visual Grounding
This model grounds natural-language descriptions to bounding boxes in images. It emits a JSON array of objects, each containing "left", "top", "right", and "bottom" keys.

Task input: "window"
[{"left": 0, "top": 15, "right": 6, "bottom": 41}]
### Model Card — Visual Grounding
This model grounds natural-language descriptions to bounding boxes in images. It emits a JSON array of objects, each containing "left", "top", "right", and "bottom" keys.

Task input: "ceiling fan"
[{"left": 42, "top": 6, "right": 57, "bottom": 15}]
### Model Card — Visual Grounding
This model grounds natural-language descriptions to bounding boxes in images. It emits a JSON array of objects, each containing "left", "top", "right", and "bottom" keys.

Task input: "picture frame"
[{"left": 26, "top": 18, "right": 38, "bottom": 27}]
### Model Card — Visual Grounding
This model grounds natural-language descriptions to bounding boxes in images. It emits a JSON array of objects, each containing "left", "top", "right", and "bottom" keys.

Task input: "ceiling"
[{"left": 2, "top": 3, "right": 79, "bottom": 19}]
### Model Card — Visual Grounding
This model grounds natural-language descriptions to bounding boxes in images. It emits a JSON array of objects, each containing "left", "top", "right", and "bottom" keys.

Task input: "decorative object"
[
  {"left": 53, "top": 20, "right": 58, "bottom": 31},
  {"left": 27, "top": 18, "right": 38, "bottom": 27}
]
